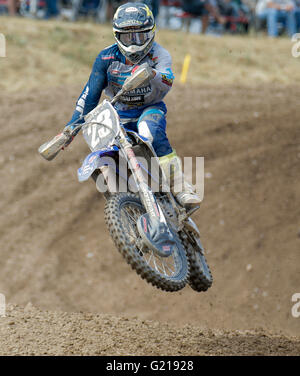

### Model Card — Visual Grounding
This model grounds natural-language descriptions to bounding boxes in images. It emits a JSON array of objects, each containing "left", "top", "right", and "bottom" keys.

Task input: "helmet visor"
[{"left": 118, "top": 31, "right": 152, "bottom": 47}]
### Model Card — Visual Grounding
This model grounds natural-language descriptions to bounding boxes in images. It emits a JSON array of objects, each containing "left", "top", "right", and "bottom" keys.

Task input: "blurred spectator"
[
  {"left": 217, "top": 0, "right": 250, "bottom": 32},
  {"left": 233, "top": 0, "right": 251, "bottom": 30},
  {"left": 106, "top": 0, "right": 127, "bottom": 20},
  {"left": 217, "top": 0, "right": 239, "bottom": 30},
  {"left": 218, "top": 0, "right": 238, "bottom": 17},
  {"left": 256, "top": 0, "right": 297, "bottom": 36},
  {"left": 45, "top": 0, "right": 60, "bottom": 18},
  {"left": 294, "top": 0, "right": 300, "bottom": 29},
  {"left": 141, "top": 0, "right": 160, "bottom": 19},
  {"left": 8, "top": 0, "right": 18, "bottom": 15},
  {"left": 232, "top": 0, "right": 251, "bottom": 17},
  {"left": 182, "top": 0, "right": 225, "bottom": 33}
]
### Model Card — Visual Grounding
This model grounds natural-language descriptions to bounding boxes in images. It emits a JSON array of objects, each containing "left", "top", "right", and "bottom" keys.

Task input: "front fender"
[{"left": 77, "top": 146, "right": 119, "bottom": 182}]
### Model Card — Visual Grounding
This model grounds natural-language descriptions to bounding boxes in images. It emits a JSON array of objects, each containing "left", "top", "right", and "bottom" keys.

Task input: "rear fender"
[{"left": 77, "top": 146, "right": 119, "bottom": 182}]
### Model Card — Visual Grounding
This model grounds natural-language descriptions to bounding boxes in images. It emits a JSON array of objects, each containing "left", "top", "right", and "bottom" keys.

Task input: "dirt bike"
[{"left": 38, "top": 64, "right": 212, "bottom": 292}]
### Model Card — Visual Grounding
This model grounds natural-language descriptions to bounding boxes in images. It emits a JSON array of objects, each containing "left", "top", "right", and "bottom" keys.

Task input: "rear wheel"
[
  {"left": 181, "top": 230, "right": 213, "bottom": 292},
  {"left": 104, "top": 193, "right": 189, "bottom": 292}
]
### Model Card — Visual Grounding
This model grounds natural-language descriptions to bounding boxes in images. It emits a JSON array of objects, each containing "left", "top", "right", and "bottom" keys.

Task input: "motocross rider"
[{"left": 65, "top": 2, "right": 201, "bottom": 206}]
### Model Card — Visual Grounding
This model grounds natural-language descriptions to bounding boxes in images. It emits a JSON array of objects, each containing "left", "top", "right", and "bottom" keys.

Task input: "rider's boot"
[{"left": 158, "top": 150, "right": 202, "bottom": 207}]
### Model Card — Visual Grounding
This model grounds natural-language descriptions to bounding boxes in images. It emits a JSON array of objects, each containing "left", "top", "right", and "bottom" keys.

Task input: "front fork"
[
  {"left": 95, "top": 129, "right": 198, "bottom": 232},
  {"left": 119, "top": 134, "right": 165, "bottom": 223},
  {"left": 118, "top": 131, "right": 199, "bottom": 232}
]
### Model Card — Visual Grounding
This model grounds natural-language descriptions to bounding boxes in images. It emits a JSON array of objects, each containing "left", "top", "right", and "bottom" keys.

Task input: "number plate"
[{"left": 83, "top": 100, "right": 120, "bottom": 151}]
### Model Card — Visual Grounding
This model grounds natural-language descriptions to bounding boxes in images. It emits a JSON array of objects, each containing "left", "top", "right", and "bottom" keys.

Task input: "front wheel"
[{"left": 104, "top": 193, "right": 189, "bottom": 292}]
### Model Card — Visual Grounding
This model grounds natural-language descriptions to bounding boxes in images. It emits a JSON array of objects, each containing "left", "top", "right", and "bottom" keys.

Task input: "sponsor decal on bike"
[
  {"left": 143, "top": 217, "right": 148, "bottom": 233},
  {"left": 81, "top": 164, "right": 93, "bottom": 176},
  {"left": 126, "top": 148, "right": 141, "bottom": 171},
  {"left": 88, "top": 154, "right": 98, "bottom": 163}
]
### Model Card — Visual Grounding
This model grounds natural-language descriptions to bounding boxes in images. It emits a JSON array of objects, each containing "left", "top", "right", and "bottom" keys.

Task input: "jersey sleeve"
[
  {"left": 150, "top": 44, "right": 175, "bottom": 95},
  {"left": 67, "top": 52, "right": 109, "bottom": 127}
]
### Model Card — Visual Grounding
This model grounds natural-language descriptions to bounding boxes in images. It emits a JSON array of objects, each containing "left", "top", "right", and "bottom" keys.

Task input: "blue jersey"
[{"left": 68, "top": 42, "right": 175, "bottom": 126}]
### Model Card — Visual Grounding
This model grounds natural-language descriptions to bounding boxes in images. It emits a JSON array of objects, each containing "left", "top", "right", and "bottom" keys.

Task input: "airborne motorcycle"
[{"left": 39, "top": 64, "right": 212, "bottom": 292}]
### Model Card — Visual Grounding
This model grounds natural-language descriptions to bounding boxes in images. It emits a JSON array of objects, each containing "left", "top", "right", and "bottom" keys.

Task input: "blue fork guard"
[{"left": 77, "top": 146, "right": 119, "bottom": 182}]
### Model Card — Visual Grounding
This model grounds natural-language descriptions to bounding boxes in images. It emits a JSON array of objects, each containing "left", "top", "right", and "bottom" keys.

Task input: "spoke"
[
  {"left": 144, "top": 251, "right": 153, "bottom": 264},
  {"left": 156, "top": 257, "right": 168, "bottom": 275},
  {"left": 126, "top": 212, "right": 138, "bottom": 226},
  {"left": 157, "top": 258, "right": 166, "bottom": 275},
  {"left": 164, "top": 260, "right": 176, "bottom": 275},
  {"left": 152, "top": 256, "right": 160, "bottom": 273},
  {"left": 121, "top": 202, "right": 178, "bottom": 278},
  {"left": 161, "top": 258, "right": 167, "bottom": 276},
  {"left": 155, "top": 254, "right": 175, "bottom": 276},
  {"left": 159, "top": 257, "right": 174, "bottom": 276}
]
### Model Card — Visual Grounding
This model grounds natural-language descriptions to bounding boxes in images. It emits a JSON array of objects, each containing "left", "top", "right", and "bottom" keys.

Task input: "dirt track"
[
  {"left": 0, "top": 83, "right": 299, "bottom": 355},
  {"left": 0, "top": 304, "right": 299, "bottom": 355}
]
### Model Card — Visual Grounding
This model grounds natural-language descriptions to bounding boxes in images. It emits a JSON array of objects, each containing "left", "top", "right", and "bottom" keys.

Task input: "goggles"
[{"left": 118, "top": 31, "right": 152, "bottom": 47}]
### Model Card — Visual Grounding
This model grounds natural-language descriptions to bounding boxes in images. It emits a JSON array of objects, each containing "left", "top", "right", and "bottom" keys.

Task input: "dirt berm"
[{"left": 0, "top": 83, "right": 299, "bottom": 355}]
